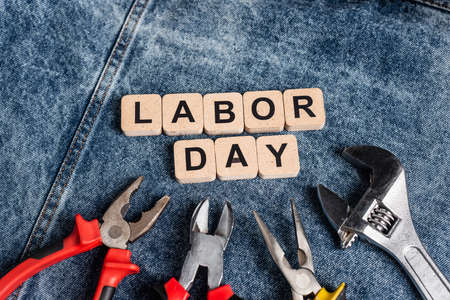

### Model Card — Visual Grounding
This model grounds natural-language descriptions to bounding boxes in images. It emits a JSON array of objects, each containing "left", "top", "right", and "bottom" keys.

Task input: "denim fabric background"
[{"left": 0, "top": 0, "right": 449, "bottom": 299}]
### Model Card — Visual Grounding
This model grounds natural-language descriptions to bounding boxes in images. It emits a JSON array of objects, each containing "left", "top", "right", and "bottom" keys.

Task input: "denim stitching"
[
  {"left": 11, "top": 0, "right": 150, "bottom": 298},
  {"left": 34, "top": 0, "right": 146, "bottom": 250},
  {"left": 410, "top": 0, "right": 450, "bottom": 12},
  {"left": 19, "top": 0, "right": 139, "bottom": 264}
]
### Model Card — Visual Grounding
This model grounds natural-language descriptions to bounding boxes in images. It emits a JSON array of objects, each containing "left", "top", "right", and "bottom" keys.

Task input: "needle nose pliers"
[
  {"left": 149, "top": 199, "right": 242, "bottom": 300},
  {"left": 0, "top": 176, "right": 170, "bottom": 300},
  {"left": 254, "top": 199, "right": 346, "bottom": 300}
]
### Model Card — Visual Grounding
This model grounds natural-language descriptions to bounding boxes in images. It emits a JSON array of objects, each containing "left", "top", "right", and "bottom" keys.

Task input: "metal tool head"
[
  {"left": 189, "top": 199, "right": 234, "bottom": 248},
  {"left": 253, "top": 200, "right": 321, "bottom": 300},
  {"left": 318, "top": 146, "right": 406, "bottom": 248},
  {"left": 342, "top": 146, "right": 403, "bottom": 195},
  {"left": 100, "top": 176, "right": 170, "bottom": 249},
  {"left": 179, "top": 199, "right": 234, "bottom": 291}
]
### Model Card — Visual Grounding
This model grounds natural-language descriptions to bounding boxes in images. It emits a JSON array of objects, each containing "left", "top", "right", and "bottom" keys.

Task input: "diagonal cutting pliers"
[
  {"left": 254, "top": 199, "right": 346, "bottom": 300},
  {"left": 149, "top": 199, "right": 242, "bottom": 300},
  {"left": 0, "top": 176, "right": 170, "bottom": 300}
]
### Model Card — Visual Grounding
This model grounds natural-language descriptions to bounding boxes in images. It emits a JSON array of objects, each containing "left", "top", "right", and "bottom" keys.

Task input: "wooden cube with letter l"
[{"left": 121, "top": 94, "right": 162, "bottom": 136}]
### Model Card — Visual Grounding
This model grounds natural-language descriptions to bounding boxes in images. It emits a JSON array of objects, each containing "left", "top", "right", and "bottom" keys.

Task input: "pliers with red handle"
[
  {"left": 148, "top": 199, "right": 242, "bottom": 300},
  {"left": 0, "top": 176, "right": 170, "bottom": 300}
]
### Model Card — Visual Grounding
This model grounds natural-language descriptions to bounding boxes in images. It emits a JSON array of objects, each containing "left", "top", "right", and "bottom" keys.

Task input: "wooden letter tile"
[
  {"left": 243, "top": 90, "right": 284, "bottom": 133},
  {"left": 203, "top": 92, "right": 244, "bottom": 135},
  {"left": 174, "top": 139, "right": 216, "bottom": 184},
  {"left": 121, "top": 94, "right": 162, "bottom": 136},
  {"left": 163, "top": 93, "right": 203, "bottom": 136},
  {"left": 256, "top": 134, "right": 300, "bottom": 179},
  {"left": 215, "top": 136, "right": 258, "bottom": 180},
  {"left": 283, "top": 88, "right": 326, "bottom": 131}
]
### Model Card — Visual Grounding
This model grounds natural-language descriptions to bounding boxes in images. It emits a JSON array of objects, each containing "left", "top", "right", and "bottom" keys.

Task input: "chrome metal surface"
[
  {"left": 318, "top": 145, "right": 450, "bottom": 300},
  {"left": 129, "top": 195, "right": 170, "bottom": 242},
  {"left": 179, "top": 200, "right": 234, "bottom": 291},
  {"left": 100, "top": 176, "right": 170, "bottom": 249},
  {"left": 254, "top": 200, "right": 321, "bottom": 300}
]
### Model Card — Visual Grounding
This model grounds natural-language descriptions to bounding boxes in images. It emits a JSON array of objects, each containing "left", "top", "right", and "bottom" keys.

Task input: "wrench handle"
[{"left": 399, "top": 244, "right": 450, "bottom": 300}]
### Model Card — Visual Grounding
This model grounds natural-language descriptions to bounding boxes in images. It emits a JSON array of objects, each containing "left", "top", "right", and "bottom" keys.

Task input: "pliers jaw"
[
  {"left": 100, "top": 176, "right": 170, "bottom": 249},
  {"left": 253, "top": 200, "right": 322, "bottom": 300},
  {"left": 179, "top": 199, "right": 234, "bottom": 291}
]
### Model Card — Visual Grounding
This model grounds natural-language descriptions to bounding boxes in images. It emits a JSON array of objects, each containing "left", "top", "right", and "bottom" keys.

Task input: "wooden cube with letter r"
[
  {"left": 174, "top": 139, "right": 216, "bottom": 183},
  {"left": 283, "top": 88, "right": 325, "bottom": 131}
]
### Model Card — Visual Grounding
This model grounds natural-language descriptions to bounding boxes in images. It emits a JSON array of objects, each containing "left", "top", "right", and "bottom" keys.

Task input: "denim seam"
[
  {"left": 11, "top": 0, "right": 150, "bottom": 298},
  {"left": 410, "top": 0, "right": 450, "bottom": 12}
]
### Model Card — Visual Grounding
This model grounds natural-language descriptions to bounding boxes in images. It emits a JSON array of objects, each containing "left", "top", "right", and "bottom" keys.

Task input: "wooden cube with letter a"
[
  {"left": 215, "top": 136, "right": 258, "bottom": 180},
  {"left": 163, "top": 93, "right": 203, "bottom": 136},
  {"left": 256, "top": 134, "right": 300, "bottom": 179},
  {"left": 283, "top": 88, "right": 325, "bottom": 131},
  {"left": 174, "top": 139, "right": 216, "bottom": 183},
  {"left": 121, "top": 94, "right": 162, "bottom": 136}
]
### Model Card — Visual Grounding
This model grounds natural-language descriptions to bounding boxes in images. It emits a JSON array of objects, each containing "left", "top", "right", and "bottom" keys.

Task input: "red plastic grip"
[
  {"left": 207, "top": 285, "right": 235, "bottom": 300},
  {"left": 165, "top": 277, "right": 190, "bottom": 300},
  {"left": 92, "top": 248, "right": 140, "bottom": 300},
  {"left": 0, "top": 214, "right": 103, "bottom": 300}
]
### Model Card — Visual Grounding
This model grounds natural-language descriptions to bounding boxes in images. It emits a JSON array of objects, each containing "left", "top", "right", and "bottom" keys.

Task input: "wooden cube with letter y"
[{"left": 256, "top": 134, "right": 300, "bottom": 179}]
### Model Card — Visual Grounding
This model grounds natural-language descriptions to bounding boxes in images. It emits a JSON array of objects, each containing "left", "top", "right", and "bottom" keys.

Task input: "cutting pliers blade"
[
  {"left": 254, "top": 199, "right": 346, "bottom": 300},
  {"left": 149, "top": 199, "right": 242, "bottom": 300},
  {"left": 0, "top": 176, "right": 170, "bottom": 300}
]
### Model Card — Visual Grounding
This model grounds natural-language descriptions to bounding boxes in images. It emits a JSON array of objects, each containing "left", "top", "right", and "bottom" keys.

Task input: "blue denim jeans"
[{"left": 0, "top": 0, "right": 449, "bottom": 299}]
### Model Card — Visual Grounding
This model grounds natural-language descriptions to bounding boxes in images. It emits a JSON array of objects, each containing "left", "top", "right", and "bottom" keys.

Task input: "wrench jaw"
[
  {"left": 318, "top": 146, "right": 406, "bottom": 249},
  {"left": 320, "top": 146, "right": 450, "bottom": 299},
  {"left": 317, "top": 185, "right": 357, "bottom": 249},
  {"left": 342, "top": 146, "right": 404, "bottom": 199}
]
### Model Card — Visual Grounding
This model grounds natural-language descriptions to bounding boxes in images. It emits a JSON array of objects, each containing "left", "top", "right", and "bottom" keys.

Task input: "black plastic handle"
[
  {"left": 98, "top": 286, "right": 116, "bottom": 300},
  {"left": 147, "top": 285, "right": 168, "bottom": 300}
]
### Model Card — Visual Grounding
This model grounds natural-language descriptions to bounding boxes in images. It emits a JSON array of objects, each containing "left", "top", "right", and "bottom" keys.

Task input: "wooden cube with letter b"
[
  {"left": 203, "top": 92, "right": 244, "bottom": 135},
  {"left": 174, "top": 139, "right": 216, "bottom": 183}
]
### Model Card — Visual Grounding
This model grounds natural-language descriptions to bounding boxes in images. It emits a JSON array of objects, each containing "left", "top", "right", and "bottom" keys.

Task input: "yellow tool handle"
[{"left": 314, "top": 283, "right": 346, "bottom": 300}]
